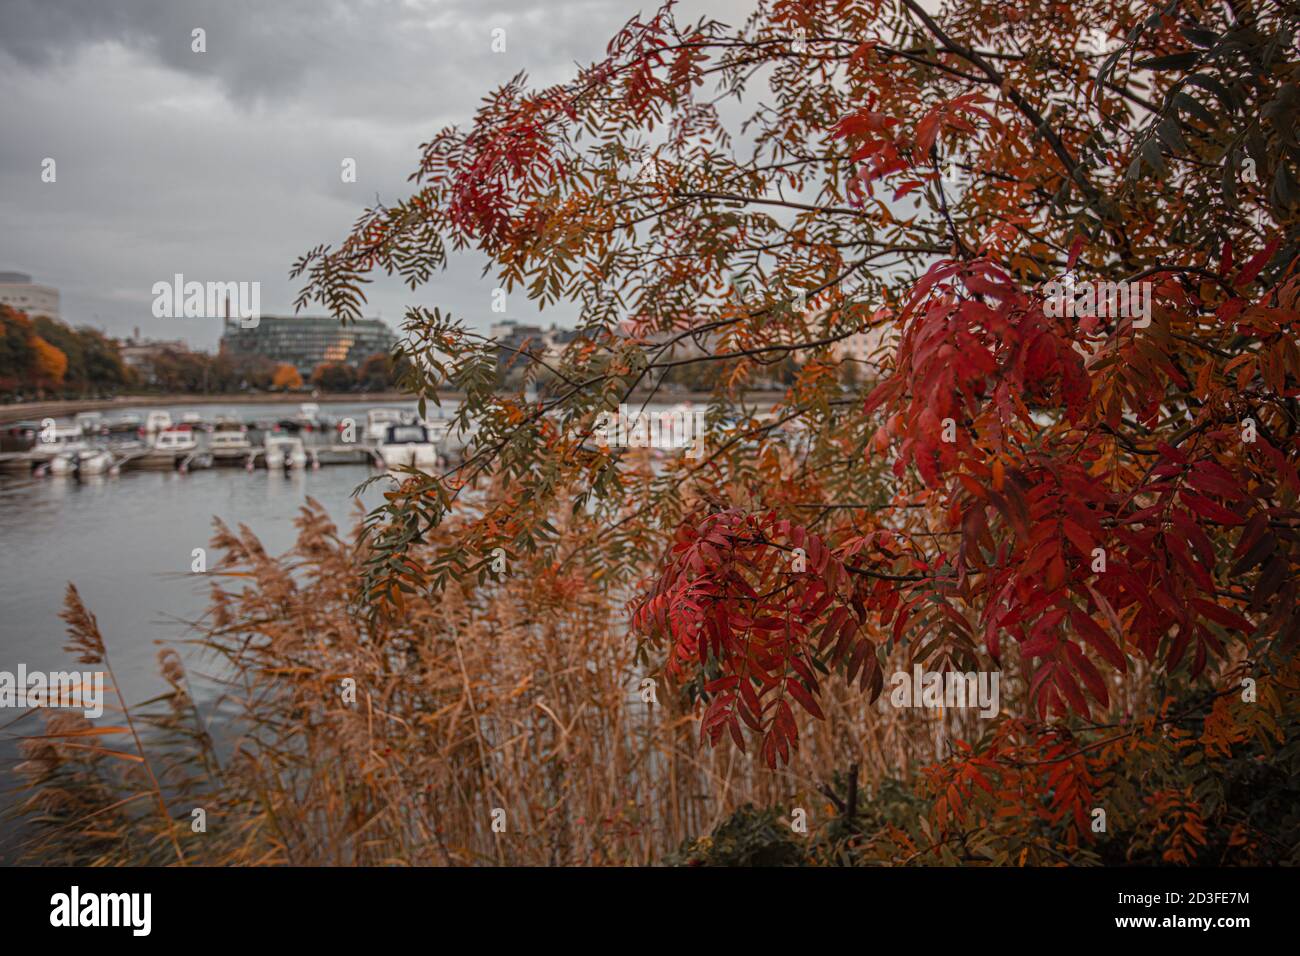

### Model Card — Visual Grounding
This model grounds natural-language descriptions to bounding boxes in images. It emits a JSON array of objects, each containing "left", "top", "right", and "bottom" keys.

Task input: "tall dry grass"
[{"left": 7, "top": 478, "right": 1156, "bottom": 866}]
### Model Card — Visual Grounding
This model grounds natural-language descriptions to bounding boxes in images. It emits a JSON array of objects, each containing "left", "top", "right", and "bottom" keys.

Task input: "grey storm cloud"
[
  {"left": 0, "top": 0, "right": 751, "bottom": 348},
  {"left": 0, "top": 0, "right": 593, "bottom": 109}
]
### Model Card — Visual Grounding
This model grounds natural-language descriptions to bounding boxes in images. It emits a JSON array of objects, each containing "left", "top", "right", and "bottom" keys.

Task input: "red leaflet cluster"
[
  {"left": 836, "top": 105, "right": 904, "bottom": 204},
  {"left": 437, "top": 94, "right": 561, "bottom": 246},
  {"left": 923, "top": 719, "right": 1104, "bottom": 842},
  {"left": 837, "top": 92, "right": 1001, "bottom": 205},
  {"left": 631, "top": 510, "right": 875, "bottom": 768},
  {"left": 964, "top": 455, "right": 1125, "bottom": 716},
  {"left": 865, "top": 258, "right": 1089, "bottom": 486},
  {"left": 637, "top": 246, "right": 1295, "bottom": 741},
  {"left": 859, "top": 254, "right": 1294, "bottom": 720}
]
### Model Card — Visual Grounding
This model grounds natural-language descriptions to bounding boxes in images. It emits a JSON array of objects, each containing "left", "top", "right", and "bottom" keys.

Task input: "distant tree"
[
  {"left": 27, "top": 317, "right": 129, "bottom": 396},
  {"left": 272, "top": 363, "right": 304, "bottom": 391},
  {"left": 310, "top": 361, "right": 358, "bottom": 392},
  {"left": 30, "top": 336, "right": 67, "bottom": 389},
  {"left": 201, "top": 352, "right": 238, "bottom": 393},
  {"left": 357, "top": 352, "right": 394, "bottom": 390},
  {"left": 147, "top": 348, "right": 209, "bottom": 393},
  {"left": 0, "top": 306, "right": 37, "bottom": 395},
  {"left": 238, "top": 355, "right": 279, "bottom": 391},
  {"left": 76, "top": 327, "right": 128, "bottom": 393},
  {"left": 32, "top": 317, "right": 84, "bottom": 391}
]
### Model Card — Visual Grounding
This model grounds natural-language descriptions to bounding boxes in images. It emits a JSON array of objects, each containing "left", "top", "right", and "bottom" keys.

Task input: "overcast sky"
[{"left": 0, "top": 0, "right": 754, "bottom": 350}]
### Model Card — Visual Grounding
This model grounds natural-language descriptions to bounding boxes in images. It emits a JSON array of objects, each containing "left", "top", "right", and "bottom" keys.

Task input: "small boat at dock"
[
  {"left": 143, "top": 410, "right": 173, "bottom": 435},
  {"left": 105, "top": 414, "right": 142, "bottom": 438},
  {"left": 365, "top": 408, "right": 409, "bottom": 443},
  {"left": 263, "top": 434, "right": 308, "bottom": 470},
  {"left": 1, "top": 420, "right": 39, "bottom": 454},
  {"left": 377, "top": 423, "right": 439, "bottom": 471},
  {"left": 209, "top": 424, "right": 254, "bottom": 464},
  {"left": 74, "top": 411, "right": 107, "bottom": 436},
  {"left": 420, "top": 416, "right": 454, "bottom": 444},
  {"left": 29, "top": 424, "right": 86, "bottom": 462},
  {"left": 296, "top": 403, "right": 327, "bottom": 432},
  {"left": 135, "top": 426, "right": 211, "bottom": 470},
  {"left": 48, "top": 447, "right": 117, "bottom": 477}
]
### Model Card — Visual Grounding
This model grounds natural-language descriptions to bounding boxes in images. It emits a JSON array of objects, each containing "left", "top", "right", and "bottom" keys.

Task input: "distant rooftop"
[{"left": 0, "top": 272, "right": 33, "bottom": 284}]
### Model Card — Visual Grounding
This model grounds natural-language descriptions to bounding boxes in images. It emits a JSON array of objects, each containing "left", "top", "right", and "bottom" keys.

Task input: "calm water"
[
  {"left": 0, "top": 403, "right": 427, "bottom": 858},
  {"left": 0, "top": 401, "right": 433, "bottom": 704},
  {"left": 0, "top": 461, "right": 391, "bottom": 705}
]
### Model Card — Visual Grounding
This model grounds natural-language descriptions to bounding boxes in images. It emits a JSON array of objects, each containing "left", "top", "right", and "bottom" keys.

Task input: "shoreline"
[
  {"left": 0, "top": 390, "right": 784, "bottom": 425},
  {"left": 0, "top": 392, "right": 423, "bottom": 425}
]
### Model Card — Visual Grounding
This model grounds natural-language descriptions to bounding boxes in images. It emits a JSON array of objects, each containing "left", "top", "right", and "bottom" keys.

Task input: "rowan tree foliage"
[{"left": 294, "top": 0, "right": 1300, "bottom": 828}]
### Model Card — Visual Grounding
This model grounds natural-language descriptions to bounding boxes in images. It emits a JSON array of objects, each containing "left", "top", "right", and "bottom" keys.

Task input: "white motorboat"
[
  {"left": 377, "top": 423, "right": 439, "bottom": 471},
  {"left": 135, "top": 426, "right": 204, "bottom": 469},
  {"left": 297, "top": 403, "right": 323, "bottom": 431},
  {"left": 73, "top": 411, "right": 106, "bottom": 436},
  {"left": 48, "top": 448, "right": 116, "bottom": 476},
  {"left": 144, "top": 410, "right": 173, "bottom": 435},
  {"left": 154, "top": 427, "right": 198, "bottom": 453},
  {"left": 364, "top": 408, "right": 408, "bottom": 443},
  {"left": 209, "top": 427, "right": 254, "bottom": 463},
  {"left": 30, "top": 424, "right": 86, "bottom": 462},
  {"left": 264, "top": 434, "right": 308, "bottom": 470},
  {"left": 105, "top": 414, "right": 142, "bottom": 438},
  {"left": 420, "top": 416, "right": 454, "bottom": 445}
]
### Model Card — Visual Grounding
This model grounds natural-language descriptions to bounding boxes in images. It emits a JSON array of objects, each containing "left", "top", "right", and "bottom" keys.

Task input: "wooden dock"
[{"left": 0, "top": 442, "right": 387, "bottom": 475}]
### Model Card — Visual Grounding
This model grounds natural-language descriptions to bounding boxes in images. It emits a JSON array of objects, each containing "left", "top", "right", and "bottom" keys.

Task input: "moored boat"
[
  {"left": 48, "top": 448, "right": 116, "bottom": 476},
  {"left": 377, "top": 423, "right": 439, "bottom": 471},
  {"left": 135, "top": 426, "right": 207, "bottom": 470},
  {"left": 296, "top": 403, "right": 325, "bottom": 432},
  {"left": 29, "top": 424, "right": 86, "bottom": 462},
  {"left": 420, "top": 416, "right": 454, "bottom": 444},
  {"left": 1, "top": 420, "right": 39, "bottom": 453},
  {"left": 364, "top": 408, "right": 408, "bottom": 443},
  {"left": 74, "top": 411, "right": 107, "bottom": 436},
  {"left": 263, "top": 434, "right": 308, "bottom": 470},
  {"left": 209, "top": 424, "right": 254, "bottom": 464},
  {"left": 105, "top": 414, "right": 142, "bottom": 439},
  {"left": 143, "top": 410, "right": 173, "bottom": 436}
]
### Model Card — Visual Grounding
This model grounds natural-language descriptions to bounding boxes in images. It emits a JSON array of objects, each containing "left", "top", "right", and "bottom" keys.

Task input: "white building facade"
[{"left": 0, "top": 272, "right": 60, "bottom": 320}]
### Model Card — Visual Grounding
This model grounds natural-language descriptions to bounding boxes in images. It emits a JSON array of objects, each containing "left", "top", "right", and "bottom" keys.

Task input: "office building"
[{"left": 220, "top": 315, "right": 396, "bottom": 374}]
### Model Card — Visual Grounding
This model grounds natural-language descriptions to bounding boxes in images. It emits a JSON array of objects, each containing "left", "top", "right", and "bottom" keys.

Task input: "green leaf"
[
  {"left": 1141, "top": 138, "right": 1167, "bottom": 178},
  {"left": 1179, "top": 26, "right": 1219, "bottom": 48},
  {"left": 1155, "top": 118, "right": 1187, "bottom": 154},
  {"left": 1185, "top": 73, "right": 1237, "bottom": 111},
  {"left": 1172, "top": 91, "right": 1216, "bottom": 126},
  {"left": 1136, "top": 51, "right": 1202, "bottom": 71}
]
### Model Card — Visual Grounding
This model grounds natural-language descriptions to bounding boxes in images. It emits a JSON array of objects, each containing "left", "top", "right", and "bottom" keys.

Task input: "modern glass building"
[{"left": 220, "top": 315, "right": 397, "bottom": 373}]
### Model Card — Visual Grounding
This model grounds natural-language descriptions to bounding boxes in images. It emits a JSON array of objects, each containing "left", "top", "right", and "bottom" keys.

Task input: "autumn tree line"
[{"left": 0, "top": 304, "right": 407, "bottom": 400}]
